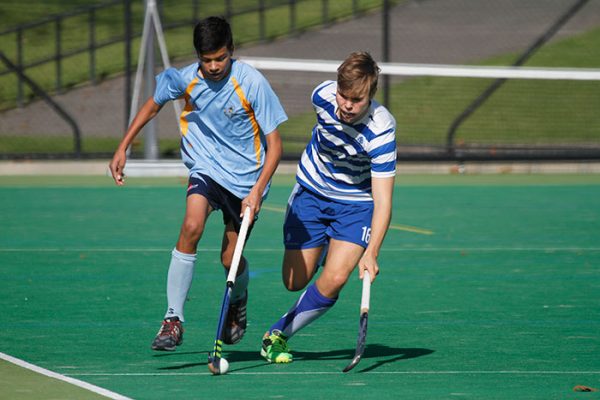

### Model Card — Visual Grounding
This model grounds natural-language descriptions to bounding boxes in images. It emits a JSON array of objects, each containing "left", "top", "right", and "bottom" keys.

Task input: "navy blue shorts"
[
  {"left": 186, "top": 174, "right": 255, "bottom": 233},
  {"left": 283, "top": 184, "right": 374, "bottom": 250}
]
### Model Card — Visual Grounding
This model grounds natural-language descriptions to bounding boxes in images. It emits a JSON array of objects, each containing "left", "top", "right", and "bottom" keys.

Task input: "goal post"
[{"left": 128, "top": 0, "right": 181, "bottom": 160}]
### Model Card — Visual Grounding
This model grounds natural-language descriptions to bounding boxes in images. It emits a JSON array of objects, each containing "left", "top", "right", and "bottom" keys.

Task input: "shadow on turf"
[
  {"left": 295, "top": 344, "right": 434, "bottom": 372},
  {"left": 153, "top": 345, "right": 434, "bottom": 373},
  {"left": 153, "top": 350, "right": 269, "bottom": 371},
  {"left": 354, "top": 345, "right": 435, "bottom": 373}
]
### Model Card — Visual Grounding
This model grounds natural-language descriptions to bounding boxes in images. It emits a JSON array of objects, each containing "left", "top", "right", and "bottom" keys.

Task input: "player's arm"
[
  {"left": 241, "top": 129, "right": 283, "bottom": 218},
  {"left": 109, "top": 97, "right": 163, "bottom": 185},
  {"left": 358, "top": 175, "right": 395, "bottom": 282}
]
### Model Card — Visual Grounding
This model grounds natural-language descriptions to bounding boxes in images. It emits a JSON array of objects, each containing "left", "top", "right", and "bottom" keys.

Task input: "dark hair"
[
  {"left": 193, "top": 16, "right": 234, "bottom": 55},
  {"left": 337, "top": 51, "right": 380, "bottom": 98}
]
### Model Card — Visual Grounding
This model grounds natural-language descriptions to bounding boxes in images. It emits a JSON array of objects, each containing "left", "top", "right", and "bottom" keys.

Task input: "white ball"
[{"left": 219, "top": 358, "right": 229, "bottom": 374}]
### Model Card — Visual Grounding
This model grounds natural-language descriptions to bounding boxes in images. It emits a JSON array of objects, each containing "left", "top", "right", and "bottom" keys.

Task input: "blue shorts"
[
  {"left": 187, "top": 174, "right": 256, "bottom": 233},
  {"left": 283, "top": 184, "right": 374, "bottom": 250}
]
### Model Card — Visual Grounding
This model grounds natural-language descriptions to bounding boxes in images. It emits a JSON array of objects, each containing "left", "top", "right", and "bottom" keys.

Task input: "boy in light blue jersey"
[
  {"left": 261, "top": 52, "right": 396, "bottom": 363},
  {"left": 109, "top": 16, "right": 287, "bottom": 351}
]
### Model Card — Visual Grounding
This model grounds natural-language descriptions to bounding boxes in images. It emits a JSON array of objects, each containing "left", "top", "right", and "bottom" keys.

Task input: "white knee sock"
[{"left": 165, "top": 248, "right": 196, "bottom": 322}]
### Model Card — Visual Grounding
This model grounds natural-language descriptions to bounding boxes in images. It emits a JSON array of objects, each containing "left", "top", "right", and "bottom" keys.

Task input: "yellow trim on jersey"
[
  {"left": 231, "top": 77, "right": 261, "bottom": 166},
  {"left": 180, "top": 77, "right": 200, "bottom": 136}
]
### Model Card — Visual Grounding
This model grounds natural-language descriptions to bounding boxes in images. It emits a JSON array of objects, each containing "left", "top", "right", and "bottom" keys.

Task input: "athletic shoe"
[
  {"left": 151, "top": 317, "right": 184, "bottom": 351},
  {"left": 261, "top": 329, "right": 293, "bottom": 363},
  {"left": 223, "top": 290, "right": 247, "bottom": 345}
]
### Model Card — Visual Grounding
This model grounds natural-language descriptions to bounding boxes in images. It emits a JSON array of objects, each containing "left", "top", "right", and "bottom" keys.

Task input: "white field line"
[
  {"left": 0, "top": 247, "right": 599, "bottom": 252},
  {"left": 66, "top": 370, "right": 600, "bottom": 377},
  {"left": 0, "top": 352, "right": 133, "bottom": 400}
]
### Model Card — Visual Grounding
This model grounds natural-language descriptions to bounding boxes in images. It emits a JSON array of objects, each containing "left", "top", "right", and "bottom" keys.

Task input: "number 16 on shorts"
[{"left": 361, "top": 226, "right": 371, "bottom": 244}]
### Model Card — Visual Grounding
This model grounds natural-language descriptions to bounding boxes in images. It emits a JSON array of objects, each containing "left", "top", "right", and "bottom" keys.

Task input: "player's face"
[
  {"left": 335, "top": 86, "right": 371, "bottom": 124},
  {"left": 199, "top": 46, "right": 232, "bottom": 82}
]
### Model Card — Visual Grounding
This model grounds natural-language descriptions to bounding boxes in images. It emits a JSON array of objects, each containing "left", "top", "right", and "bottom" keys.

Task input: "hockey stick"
[
  {"left": 342, "top": 270, "right": 371, "bottom": 373},
  {"left": 208, "top": 206, "right": 251, "bottom": 375}
]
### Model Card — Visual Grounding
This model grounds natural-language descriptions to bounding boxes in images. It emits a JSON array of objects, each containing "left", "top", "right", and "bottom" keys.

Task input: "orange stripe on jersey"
[
  {"left": 180, "top": 77, "right": 200, "bottom": 136},
  {"left": 231, "top": 77, "right": 261, "bottom": 166}
]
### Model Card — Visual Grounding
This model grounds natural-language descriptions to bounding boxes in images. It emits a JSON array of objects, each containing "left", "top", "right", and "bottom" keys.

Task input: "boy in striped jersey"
[
  {"left": 261, "top": 52, "right": 396, "bottom": 363},
  {"left": 108, "top": 17, "right": 287, "bottom": 351}
]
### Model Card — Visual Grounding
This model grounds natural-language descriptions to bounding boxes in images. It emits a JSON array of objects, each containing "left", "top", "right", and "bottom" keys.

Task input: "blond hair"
[{"left": 337, "top": 51, "right": 380, "bottom": 98}]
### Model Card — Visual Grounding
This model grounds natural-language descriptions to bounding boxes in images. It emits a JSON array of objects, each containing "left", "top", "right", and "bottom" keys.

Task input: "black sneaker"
[
  {"left": 223, "top": 290, "right": 247, "bottom": 345},
  {"left": 151, "top": 317, "right": 184, "bottom": 351}
]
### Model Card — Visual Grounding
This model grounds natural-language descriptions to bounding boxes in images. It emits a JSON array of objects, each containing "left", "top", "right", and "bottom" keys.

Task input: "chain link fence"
[{"left": 0, "top": 0, "right": 599, "bottom": 160}]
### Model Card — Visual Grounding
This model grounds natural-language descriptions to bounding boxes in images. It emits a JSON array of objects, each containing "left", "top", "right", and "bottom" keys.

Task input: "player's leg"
[
  {"left": 220, "top": 219, "right": 249, "bottom": 281},
  {"left": 273, "top": 241, "right": 362, "bottom": 334},
  {"left": 217, "top": 183, "right": 258, "bottom": 345},
  {"left": 168, "top": 193, "right": 212, "bottom": 318},
  {"left": 262, "top": 185, "right": 332, "bottom": 362},
  {"left": 261, "top": 242, "right": 361, "bottom": 363},
  {"left": 152, "top": 182, "right": 212, "bottom": 351},
  {"left": 262, "top": 194, "right": 372, "bottom": 362},
  {"left": 314, "top": 238, "right": 364, "bottom": 298},
  {"left": 315, "top": 198, "right": 373, "bottom": 299},
  {"left": 279, "top": 184, "right": 329, "bottom": 291},
  {"left": 220, "top": 220, "right": 251, "bottom": 345},
  {"left": 281, "top": 247, "right": 323, "bottom": 291},
  {"left": 176, "top": 193, "right": 213, "bottom": 254}
]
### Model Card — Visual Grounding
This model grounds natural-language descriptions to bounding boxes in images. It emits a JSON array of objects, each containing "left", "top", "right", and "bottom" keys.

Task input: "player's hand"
[
  {"left": 357, "top": 251, "right": 379, "bottom": 283},
  {"left": 241, "top": 190, "right": 262, "bottom": 220},
  {"left": 109, "top": 149, "right": 127, "bottom": 186}
]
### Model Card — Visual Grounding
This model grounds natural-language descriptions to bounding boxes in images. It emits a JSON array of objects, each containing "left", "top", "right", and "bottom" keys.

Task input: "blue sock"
[
  {"left": 270, "top": 283, "right": 336, "bottom": 339},
  {"left": 165, "top": 248, "right": 196, "bottom": 322}
]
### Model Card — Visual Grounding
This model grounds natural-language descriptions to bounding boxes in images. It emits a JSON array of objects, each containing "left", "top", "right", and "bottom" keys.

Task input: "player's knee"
[
  {"left": 324, "top": 274, "right": 348, "bottom": 293},
  {"left": 181, "top": 218, "right": 204, "bottom": 239}
]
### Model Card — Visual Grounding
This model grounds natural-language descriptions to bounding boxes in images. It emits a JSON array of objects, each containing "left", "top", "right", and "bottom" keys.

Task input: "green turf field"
[{"left": 1, "top": 174, "right": 600, "bottom": 399}]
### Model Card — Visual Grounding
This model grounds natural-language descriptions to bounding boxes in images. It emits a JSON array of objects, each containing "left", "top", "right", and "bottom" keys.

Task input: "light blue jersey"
[
  {"left": 297, "top": 80, "right": 397, "bottom": 203},
  {"left": 154, "top": 60, "right": 287, "bottom": 199}
]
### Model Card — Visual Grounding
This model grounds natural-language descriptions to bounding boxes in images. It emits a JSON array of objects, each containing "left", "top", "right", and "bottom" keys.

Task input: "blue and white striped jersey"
[{"left": 296, "top": 80, "right": 397, "bottom": 203}]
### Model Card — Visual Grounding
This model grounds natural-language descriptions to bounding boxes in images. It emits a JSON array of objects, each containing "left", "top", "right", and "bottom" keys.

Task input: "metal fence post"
[
  {"left": 289, "top": 0, "right": 296, "bottom": 35},
  {"left": 193, "top": 0, "right": 199, "bottom": 24},
  {"left": 124, "top": 0, "right": 132, "bottom": 130},
  {"left": 144, "top": 0, "right": 158, "bottom": 160},
  {"left": 225, "top": 0, "right": 232, "bottom": 22},
  {"left": 382, "top": 0, "right": 390, "bottom": 108},
  {"left": 89, "top": 8, "right": 97, "bottom": 84},
  {"left": 259, "top": 0, "right": 265, "bottom": 42},
  {"left": 55, "top": 16, "right": 62, "bottom": 93},
  {"left": 16, "top": 27, "right": 23, "bottom": 107}
]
